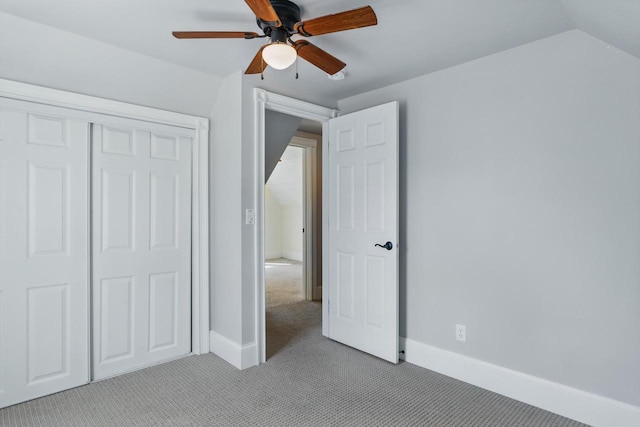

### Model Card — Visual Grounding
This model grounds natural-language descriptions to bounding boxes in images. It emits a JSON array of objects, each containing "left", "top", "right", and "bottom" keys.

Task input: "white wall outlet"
[
  {"left": 456, "top": 324, "right": 467, "bottom": 343},
  {"left": 245, "top": 208, "right": 255, "bottom": 225}
]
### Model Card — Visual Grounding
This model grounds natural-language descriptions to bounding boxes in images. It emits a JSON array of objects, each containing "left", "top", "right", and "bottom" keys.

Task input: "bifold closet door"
[
  {"left": 0, "top": 100, "right": 90, "bottom": 408},
  {"left": 91, "top": 124, "right": 192, "bottom": 380}
]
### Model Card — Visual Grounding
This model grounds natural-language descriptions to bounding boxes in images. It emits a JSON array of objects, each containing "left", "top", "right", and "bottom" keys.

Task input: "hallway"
[{"left": 265, "top": 258, "right": 319, "bottom": 359}]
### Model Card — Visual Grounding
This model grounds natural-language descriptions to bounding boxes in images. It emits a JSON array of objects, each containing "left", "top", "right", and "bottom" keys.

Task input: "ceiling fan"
[{"left": 172, "top": 0, "right": 377, "bottom": 76}]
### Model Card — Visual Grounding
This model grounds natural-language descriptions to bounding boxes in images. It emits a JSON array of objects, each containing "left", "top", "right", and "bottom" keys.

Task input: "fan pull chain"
[
  {"left": 261, "top": 53, "right": 265, "bottom": 80},
  {"left": 295, "top": 56, "right": 299, "bottom": 80}
]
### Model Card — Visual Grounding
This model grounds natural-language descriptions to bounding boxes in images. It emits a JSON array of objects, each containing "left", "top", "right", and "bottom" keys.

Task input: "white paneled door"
[
  {"left": 328, "top": 102, "right": 399, "bottom": 363},
  {"left": 0, "top": 100, "right": 90, "bottom": 408},
  {"left": 92, "top": 124, "right": 193, "bottom": 380}
]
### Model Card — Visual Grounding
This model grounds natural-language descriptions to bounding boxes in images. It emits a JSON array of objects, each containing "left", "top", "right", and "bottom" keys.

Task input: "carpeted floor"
[
  {"left": 265, "top": 258, "right": 304, "bottom": 309},
  {"left": 266, "top": 258, "right": 307, "bottom": 359},
  {"left": 0, "top": 261, "right": 588, "bottom": 426}
]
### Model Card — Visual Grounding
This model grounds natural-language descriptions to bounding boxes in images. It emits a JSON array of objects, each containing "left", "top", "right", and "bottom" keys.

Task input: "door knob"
[{"left": 375, "top": 241, "right": 393, "bottom": 250}]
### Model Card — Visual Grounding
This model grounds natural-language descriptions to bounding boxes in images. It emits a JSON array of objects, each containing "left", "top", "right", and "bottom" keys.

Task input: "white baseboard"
[
  {"left": 265, "top": 252, "right": 282, "bottom": 260},
  {"left": 209, "top": 331, "right": 258, "bottom": 370},
  {"left": 282, "top": 251, "right": 303, "bottom": 262},
  {"left": 400, "top": 337, "right": 640, "bottom": 427}
]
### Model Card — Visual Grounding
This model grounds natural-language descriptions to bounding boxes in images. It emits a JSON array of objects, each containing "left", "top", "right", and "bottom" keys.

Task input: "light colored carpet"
[
  {"left": 0, "top": 264, "right": 588, "bottom": 426},
  {"left": 266, "top": 258, "right": 304, "bottom": 309},
  {"left": 266, "top": 258, "right": 307, "bottom": 360}
]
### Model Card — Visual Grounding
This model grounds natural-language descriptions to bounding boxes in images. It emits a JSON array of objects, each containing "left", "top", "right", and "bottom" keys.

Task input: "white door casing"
[
  {"left": 290, "top": 133, "right": 322, "bottom": 302},
  {"left": 327, "top": 101, "right": 399, "bottom": 363},
  {"left": 91, "top": 123, "right": 193, "bottom": 380},
  {"left": 0, "top": 100, "right": 90, "bottom": 408},
  {"left": 254, "top": 89, "right": 338, "bottom": 365}
]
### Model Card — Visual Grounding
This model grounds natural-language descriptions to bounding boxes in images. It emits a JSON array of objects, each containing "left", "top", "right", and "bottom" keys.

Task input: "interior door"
[
  {"left": 327, "top": 101, "right": 399, "bottom": 363},
  {"left": 0, "top": 99, "right": 90, "bottom": 408},
  {"left": 91, "top": 123, "right": 193, "bottom": 380}
]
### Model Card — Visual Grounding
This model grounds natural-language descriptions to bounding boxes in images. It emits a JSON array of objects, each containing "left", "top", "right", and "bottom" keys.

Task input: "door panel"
[
  {"left": 99, "top": 276, "right": 135, "bottom": 363},
  {"left": 149, "top": 272, "right": 178, "bottom": 351},
  {"left": 27, "top": 284, "right": 69, "bottom": 384},
  {"left": 28, "top": 114, "right": 69, "bottom": 148},
  {"left": 0, "top": 100, "right": 89, "bottom": 409},
  {"left": 28, "top": 163, "right": 69, "bottom": 256},
  {"left": 337, "top": 164, "right": 356, "bottom": 231},
  {"left": 101, "top": 169, "right": 136, "bottom": 252},
  {"left": 92, "top": 124, "right": 192, "bottom": 380},
  {"left": 150, "top": 172, "right": 179, "bottom": 249},
  {"left": 102, "top": 126, "right": 135, "bottom": 156},
  {"left": 337, "top": 251, "right": 356, "bottom": 319},
  {"left": 328, "top": 101, "right": 399, "bottom": 363}
]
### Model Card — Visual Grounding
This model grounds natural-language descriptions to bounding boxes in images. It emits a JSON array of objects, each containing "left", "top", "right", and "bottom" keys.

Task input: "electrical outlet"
[
  {"left": 456, "top": 324, "right": 466, "bottom": 343},
  {"left": 245, "top": 209, "right": 255, "bottom": 225}
]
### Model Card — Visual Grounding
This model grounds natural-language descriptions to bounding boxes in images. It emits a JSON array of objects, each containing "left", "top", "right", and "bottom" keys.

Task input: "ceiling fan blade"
[
  {"left": 244, "top": 0, "right": 281, "bottom": 26},
  {"left": 294, "top": 6, "right": 377, "bottom": 37},
  {"left": 173, "top": 31, "right": 260, "bottom": 39},
  {"left": 293, "top": 41, "right": 346, "bottom": 75},
  {"left": 245, "top": 45, "right": 268, "bottom": 75}
]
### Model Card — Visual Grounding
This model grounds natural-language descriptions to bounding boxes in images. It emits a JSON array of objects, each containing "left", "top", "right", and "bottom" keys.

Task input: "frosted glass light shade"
[{"left": 262, "top": 43, "right": 297, "bottom": 70}]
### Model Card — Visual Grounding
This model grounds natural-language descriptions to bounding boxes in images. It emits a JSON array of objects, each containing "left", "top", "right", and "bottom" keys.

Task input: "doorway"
[
  {"left": 263, "top": 118, "right": 322, "bottom": 358},
  {"left": 254, "top": 89, "right": 400, "bottom": 366},
  {"left": 254, "top": 89, "right": 337, "bottom": 364}
]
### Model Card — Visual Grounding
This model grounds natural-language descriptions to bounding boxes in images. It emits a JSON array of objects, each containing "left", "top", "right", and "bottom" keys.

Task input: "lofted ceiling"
[
  {"left": 0, "top": 1, "right": 638, "bottom": 101},
  {"left": 266, "top": 145, "right": 303, "bottom": 207}
]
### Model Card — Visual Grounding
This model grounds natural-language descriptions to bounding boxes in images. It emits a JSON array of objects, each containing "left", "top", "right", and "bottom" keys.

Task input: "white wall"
[
  {"left": 266, "top": 145, "right": 304, "bottom": 261},
  {"left": 264, "top": 186, "right": 283, "bottom": 259},
  {"left": 0, "top": 12, "right": 220, "bottom": 117},
  {"left": 209, "top": 72, "right": 243, "bottom": 343},
  {"left": 338, "top": 30, "right": 640, "bottom": 407},
  {"left": 281, "top": 205, "right": 303, "bottom": 262},
  {"left": 264, "top": 189, "right": 303, "bottom": 262}
]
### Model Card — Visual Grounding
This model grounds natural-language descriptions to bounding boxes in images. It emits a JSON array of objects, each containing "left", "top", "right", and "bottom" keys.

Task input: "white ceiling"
[{"left": 0, "top": 0, "right": 638, "bottom": 101}]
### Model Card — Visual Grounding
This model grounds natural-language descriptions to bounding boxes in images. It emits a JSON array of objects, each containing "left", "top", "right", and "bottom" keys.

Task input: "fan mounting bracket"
[{"left": 257, "top": 0, "right": 301, "bottom": 36}]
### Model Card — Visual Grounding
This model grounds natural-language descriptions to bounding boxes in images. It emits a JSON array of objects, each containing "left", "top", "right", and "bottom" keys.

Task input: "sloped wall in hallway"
[{"left": 264, "top": 110, "right": 302, "bottom": 182}]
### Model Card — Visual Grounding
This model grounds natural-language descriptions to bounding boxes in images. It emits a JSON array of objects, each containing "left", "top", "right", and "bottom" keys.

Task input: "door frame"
[
  {"left": 254, "top": 89, "right": 337, "bottom": 363},
  {"left": 0, "top": 78, "right": 211, "bottom": 356},
  {"left": 289, "top": 133, "right": 321, "bottom": 301}
]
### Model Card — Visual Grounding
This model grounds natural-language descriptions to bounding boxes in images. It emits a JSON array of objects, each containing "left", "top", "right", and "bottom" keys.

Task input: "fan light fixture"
[
  {"left": 172, "top": 1, "right": 378, "bottom": 76},
  {"left": 262, "top": 42, "right": 297, "bottom": 70}
]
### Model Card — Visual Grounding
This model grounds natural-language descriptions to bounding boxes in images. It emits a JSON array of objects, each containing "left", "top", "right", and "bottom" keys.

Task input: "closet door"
[
  {"left": 92, "top": 123, "right": 192, "bottom": 379},
  {"left": 0, "top": 100, "right": 90, "bottom": 408}
]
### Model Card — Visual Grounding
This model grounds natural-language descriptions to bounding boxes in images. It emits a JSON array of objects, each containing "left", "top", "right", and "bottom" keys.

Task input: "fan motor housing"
[{"left": 257, "top": 0, "right": 301, "bottom": 35}]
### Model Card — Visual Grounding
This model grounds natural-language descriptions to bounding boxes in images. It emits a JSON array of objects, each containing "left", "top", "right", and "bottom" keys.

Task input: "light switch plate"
[{"left": 245, "top": 208, "right": 255, "bottom": 225}]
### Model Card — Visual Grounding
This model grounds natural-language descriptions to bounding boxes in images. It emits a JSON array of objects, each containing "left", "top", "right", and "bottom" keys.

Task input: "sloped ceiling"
[
  {"left": 0, "top": 1, "right": 637, "bottom": 101},
  {"left": 266, "top": 145, "right": 303, "bottom": 207},
  {"left": 265, "top": 110, "right": 302, "bottom": 182}
]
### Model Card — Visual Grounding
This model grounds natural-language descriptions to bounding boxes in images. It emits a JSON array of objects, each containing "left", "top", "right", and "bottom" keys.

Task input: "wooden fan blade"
[
  {"left": 293, "top": 40, "right": 346, "bottom": 75},
  {"left": 245, "top": 0, "right": 281, "bottom": 26},
  {"left": 173, "top": 31, "right": 260, "bottom": 39},
  {"left": 294, "top": 6, "right": 377, "bottom": 37},
  {"left": 245, "top": 46, "right": 268, "bottom": 74}
]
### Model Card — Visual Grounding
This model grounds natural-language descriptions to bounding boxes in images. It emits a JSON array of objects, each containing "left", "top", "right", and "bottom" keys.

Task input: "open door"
[{"left": 327, "top": 101, "right": 399, "bottom": 363}]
